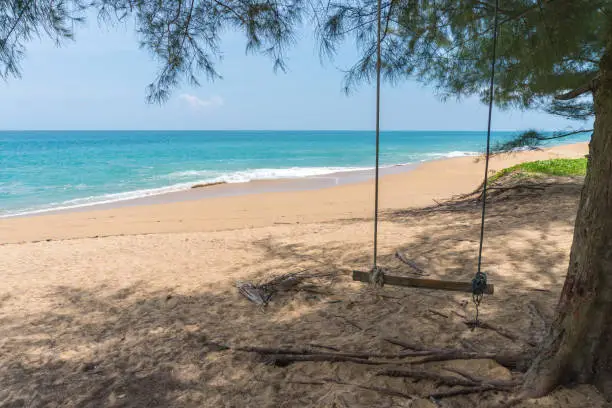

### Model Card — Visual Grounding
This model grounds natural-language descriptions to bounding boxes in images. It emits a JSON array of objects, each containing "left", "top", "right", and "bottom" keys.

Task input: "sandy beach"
[{"left": 1, "top": 141, "right": 608, "bottom": 407}]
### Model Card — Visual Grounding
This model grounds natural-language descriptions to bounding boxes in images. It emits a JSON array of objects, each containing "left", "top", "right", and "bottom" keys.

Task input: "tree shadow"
[{"left": 1, "top": 178, "right": 599, "bottom": 407}]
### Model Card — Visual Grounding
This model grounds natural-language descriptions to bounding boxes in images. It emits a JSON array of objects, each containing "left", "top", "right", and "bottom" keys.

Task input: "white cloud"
[{"left": 179, "top": 94, "right": 224, "bottom": 110}]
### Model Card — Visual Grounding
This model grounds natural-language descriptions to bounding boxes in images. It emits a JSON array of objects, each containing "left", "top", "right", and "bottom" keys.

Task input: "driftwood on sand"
[
  {"left": 394, "top": 250, "right": 427, "bottom": 275},
  {"left": 236, "top": 271, "right": 336, "bottom": 307}
]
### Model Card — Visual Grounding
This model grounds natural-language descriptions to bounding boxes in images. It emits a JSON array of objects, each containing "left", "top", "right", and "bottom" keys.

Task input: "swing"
[{"left": 352, "top": 0, "right": 501, "bottom": 323}]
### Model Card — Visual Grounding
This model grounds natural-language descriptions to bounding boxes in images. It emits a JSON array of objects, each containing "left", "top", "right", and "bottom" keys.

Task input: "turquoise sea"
[{"left": 0, "top": 130, "right": 590, "bottom": 217}]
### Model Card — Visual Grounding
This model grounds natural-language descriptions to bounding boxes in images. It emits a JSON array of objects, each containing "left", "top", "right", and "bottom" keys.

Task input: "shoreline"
[
  {"left": 4, "top": 162, "right": 421, "bottom": 218},
  {"left": 0, "top": 142, "right": 588, "bottom": 244}
]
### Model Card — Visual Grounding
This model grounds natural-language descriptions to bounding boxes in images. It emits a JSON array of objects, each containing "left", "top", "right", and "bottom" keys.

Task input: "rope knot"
[
  {"left": 471, "top": 271, "right": 487, "bottom": 305},
  {"left": 369, "top": 266, "right": 385, "bottom": 287}
]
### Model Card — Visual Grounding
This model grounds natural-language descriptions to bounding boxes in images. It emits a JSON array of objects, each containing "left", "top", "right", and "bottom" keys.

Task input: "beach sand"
[{"left": 1, "top": 141, "right": 608, "bottom": 407}]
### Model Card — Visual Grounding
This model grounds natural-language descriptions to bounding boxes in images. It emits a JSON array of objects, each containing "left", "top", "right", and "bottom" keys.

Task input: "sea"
[{"left": 0, "top": 130, "right": 590, "bottom": 218}]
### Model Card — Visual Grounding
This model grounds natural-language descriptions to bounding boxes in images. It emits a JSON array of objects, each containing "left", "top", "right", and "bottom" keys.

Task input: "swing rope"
[
  {"left": 471, "top": 0, "right": 500, "bottom": 326},
  {"left": 370, "top": 0, "right": 384, "bottom": 286},
  {"left": 370, "top": 0, "right": 501, "bottom": 311}
]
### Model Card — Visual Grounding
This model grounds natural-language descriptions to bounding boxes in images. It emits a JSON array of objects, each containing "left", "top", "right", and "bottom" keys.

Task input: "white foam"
[
  {"left": 0, "top": 154, "right": 474, "bottom": 218},
  {"left": 423, "top": 151, "right": 480, "bottom": 159},
  {"left": 0, "top": 166, "right": 371, "bottom": 218}
]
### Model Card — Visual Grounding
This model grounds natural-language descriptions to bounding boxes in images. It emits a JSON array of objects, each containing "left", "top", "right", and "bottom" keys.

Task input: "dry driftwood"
[
  {"left": 428, "top": 309, "right": 450, "bottom": 319},
  {"left": 236, "top": 271, "right": 335, "bottom": 306},
  {"left": 395, "top": 250, "right": 427, "bottom": 275},
  {"left": 236, "top": 282, "right": 274, "bottom": 306}
]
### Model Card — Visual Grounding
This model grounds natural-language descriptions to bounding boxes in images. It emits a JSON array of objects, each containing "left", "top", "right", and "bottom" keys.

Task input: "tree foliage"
[
  {"left": 316, "top": 0, "right": 609, "bottom": 114},
  {"left": 491, "top": 128, "right": 593, "bottom": 154},
  {"left": 1, "top": 0, "right": 302, "bottom": 103},
  {"left": 1, "top": 0, "right": 610, "bottom": 112}
]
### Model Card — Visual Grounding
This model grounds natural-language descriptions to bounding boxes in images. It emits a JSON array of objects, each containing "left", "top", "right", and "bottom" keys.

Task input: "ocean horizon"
[{"left": 0, "top": 130, "right": 590, "bottom": 217}]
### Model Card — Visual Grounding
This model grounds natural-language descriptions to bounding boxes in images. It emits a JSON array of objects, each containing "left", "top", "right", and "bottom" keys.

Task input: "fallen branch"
[
  {"left": 428, "top": 309, "right": 449, "bottom": 319},
  {"left": 236, "top": 271, "right": 337, "bottom": 306},
  {"left": 236, "top": 282, "right": 272, "bottom": 306},
  {"left": 395, "top": 250, "right": 427, "bottom": 275}
]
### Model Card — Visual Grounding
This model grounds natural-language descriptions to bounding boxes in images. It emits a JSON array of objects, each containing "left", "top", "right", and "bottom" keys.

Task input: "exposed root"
[
  {"left": 443, "top": 367, "right": 520, "bottom": 389},
  {"left": 428, "top": 385, "right": 499, "bottom": 399},
  {"left": 233, "top": 344, "right": 434, "bottom": 359},
  {"left": 453, "top": 311, "right": 538, "bottom": 347},
  {"left": 290, "top": 378, "right": 415, "bottom": 399},
  {"left": 377, "top": 368, "right": 478, "bottom": 387},
  {"left": 383, "top": 337, "right": 532, "bottom": 371},
  {"left": 262, "top": 353, "right": 388, "bottom": 366}
]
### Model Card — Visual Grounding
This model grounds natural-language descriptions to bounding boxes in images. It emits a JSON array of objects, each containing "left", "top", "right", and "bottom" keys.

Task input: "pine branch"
[
  {"left": 1, "top": 0, "right": 33, "bottom": 51},
  {"left": 555, "top": 76, "right": 600, "bottom": 100}
]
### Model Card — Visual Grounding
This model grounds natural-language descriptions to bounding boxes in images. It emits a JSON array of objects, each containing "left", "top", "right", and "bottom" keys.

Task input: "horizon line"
[{"left": 0, "top": 128, "right": 564, "bottom": 132}]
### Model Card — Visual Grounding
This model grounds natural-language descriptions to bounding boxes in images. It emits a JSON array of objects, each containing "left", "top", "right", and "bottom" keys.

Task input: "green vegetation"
[{"left": 489, "top": 158, "right": 588, "bottom": 183}]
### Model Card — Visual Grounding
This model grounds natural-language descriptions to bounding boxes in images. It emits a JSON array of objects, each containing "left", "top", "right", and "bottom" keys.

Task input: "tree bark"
[{"left": 521, "top": 31, "right": 612, "bottom": 401}]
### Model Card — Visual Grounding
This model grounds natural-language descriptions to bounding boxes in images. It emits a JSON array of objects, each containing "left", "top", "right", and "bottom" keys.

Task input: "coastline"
[
  {"left": 6, "top": 162, "right": 420, "bottom": 218},
  {"left": 1, "top": 140, "right": 603, "bottom": 407},
  {"left": 0, "top": 142, "right": 587, "bottom": 244}
]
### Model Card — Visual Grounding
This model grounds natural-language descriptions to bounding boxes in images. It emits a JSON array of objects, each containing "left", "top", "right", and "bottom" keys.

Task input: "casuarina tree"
[{"left": 2, "top": 0, "right": 611, "bottom": 400}]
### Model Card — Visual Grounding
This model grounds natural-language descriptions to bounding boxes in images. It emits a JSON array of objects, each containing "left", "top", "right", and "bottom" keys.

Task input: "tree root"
[
  {"left": 262, "top": 353, "right": 388, "bottom": 366},
  {"left": 413, "top": 351, "right": 529, "bottom": 371},
  {"left": 227, "top": 340, "right": 526, "bottom": 400},
  {"left": 452, "top": 311, "right": 538, "bottom": 347},
  {"left": 242, "top": 345, "right": 435, "bottom": 359},
  {"left": 444, "top": 367, "right": 520, "bottom": 388},
  {"left": 383, "top": 337, "right": 532, "bottom": 371},
  {"left": 377, "top": 368, "right": 479, "bottom": 387},
  {"left": 428, "top": 385, "right": 500, "bottom": 399},
  {"left": 290, "top": 378, "right": 415, "bottom": 399}
]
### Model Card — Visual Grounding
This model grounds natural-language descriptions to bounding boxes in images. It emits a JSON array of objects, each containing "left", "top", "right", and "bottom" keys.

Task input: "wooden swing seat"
[{"left": 352, "top": 270, "right": 494, "bottom": 294}]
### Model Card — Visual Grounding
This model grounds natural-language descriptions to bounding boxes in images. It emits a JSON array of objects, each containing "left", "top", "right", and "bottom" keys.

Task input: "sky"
[{"left": 0, "top": 16, "right": 593, "bottom": 131}]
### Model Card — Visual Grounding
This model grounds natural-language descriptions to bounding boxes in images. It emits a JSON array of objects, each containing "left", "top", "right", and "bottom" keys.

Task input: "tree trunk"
[{"left": 521, "top": 34, "right": 612, "bottom": 400}]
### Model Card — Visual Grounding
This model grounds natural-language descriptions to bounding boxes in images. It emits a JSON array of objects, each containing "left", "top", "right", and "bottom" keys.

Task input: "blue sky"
[{"left": 0, "top": 16, "right": 592, "bottom": 131}]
